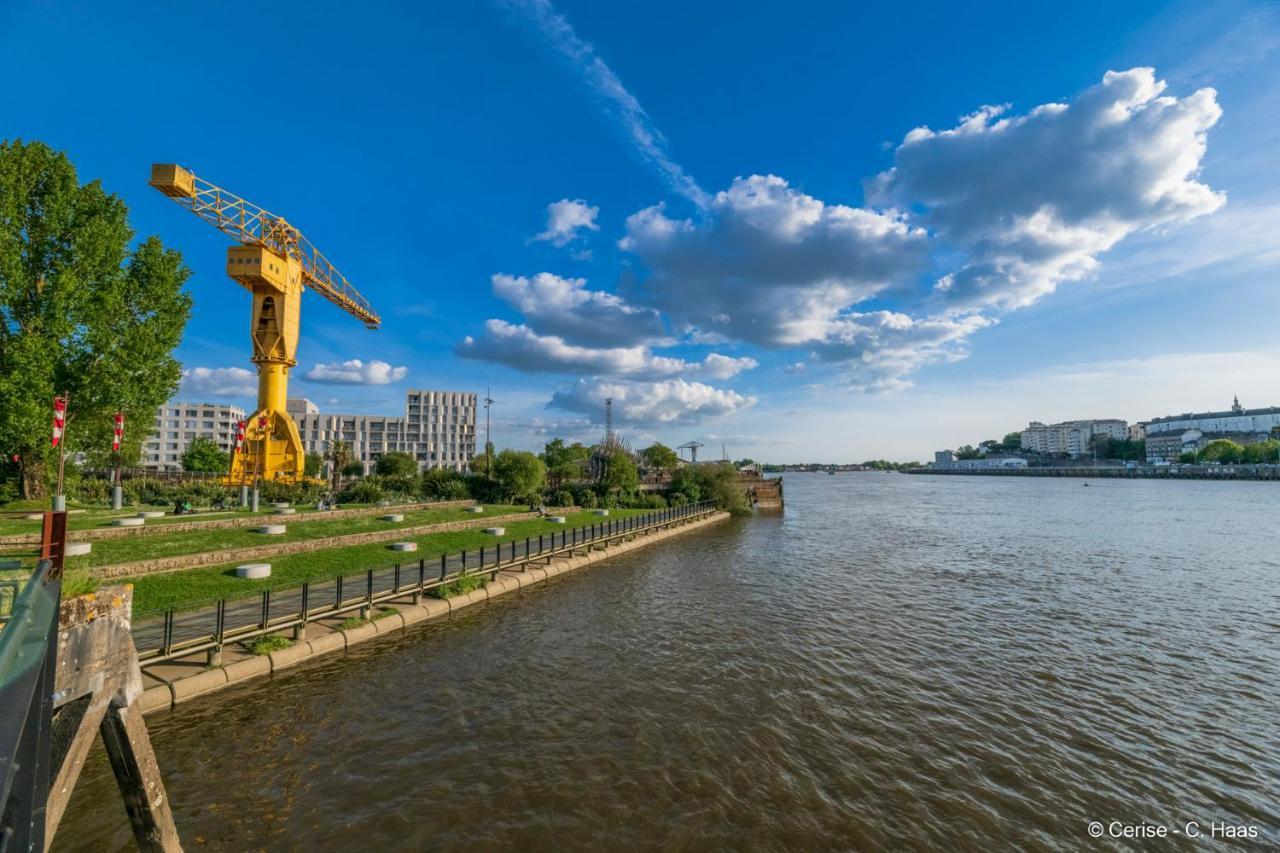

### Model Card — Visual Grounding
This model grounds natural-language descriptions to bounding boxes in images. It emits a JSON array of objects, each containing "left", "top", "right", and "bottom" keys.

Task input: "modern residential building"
[
  {"left": 1019, "top": 419, "right": 1128, "bottom": 457},
  {"left": 930, "top": 456, "right": 1027, "bottom": 470},
  {"left": 1144, "top": 396, "right": 1280, "bottom": 439},
  {"left": 290, "top": 389, "right": 478, "bottom": 474},
  {"left": 142, "top": 402, "right": 246, "bottom": 471}
]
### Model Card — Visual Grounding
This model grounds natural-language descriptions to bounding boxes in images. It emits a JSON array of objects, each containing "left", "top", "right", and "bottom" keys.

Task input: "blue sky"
[{"left": 5, "top": 1, "right": 1279, "bottom": 461}]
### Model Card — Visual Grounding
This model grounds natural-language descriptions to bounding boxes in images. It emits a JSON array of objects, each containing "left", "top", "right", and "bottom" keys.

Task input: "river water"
[{"left": 55, "top": 474, "right": 1279, "bottom": 850}]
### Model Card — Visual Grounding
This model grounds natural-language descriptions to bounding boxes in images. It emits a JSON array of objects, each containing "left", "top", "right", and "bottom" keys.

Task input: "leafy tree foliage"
[
  {"left": 324, "top": 439, "right": 353, "bottom": 489},
  {"left": 180, "top": 436, "right": 229, "bottom": 473},
  {"left": 0, "top": 140, "right": 192, "bottom": 497},
  {"left": 541, "top": 438, "right": 590, "bottom": 485},
  {"left": 375, "top": 450, "right": 418, "bottom": 477},
  {"left": 954, "top": 445, "right": 982, "bottom": 460},
  {"left": 1000, "top": 432, "right": 1023, "bottom": 452},
  {"left": 304, "top": 452, "right": 324, "bottom": 478},
  {"left": 1197, "top": 439, "right": 1245, "bottom": 464},
  {"left": 493, "top": 449, "right": 546, "bottom": 500},
  {"left": 641, "top": 442, "right": 681, "bottom": 473},
  {"left": 598, "top": 448, "right": 638, "bottom": 493},
  {"left": 1088, "top": 436, "right": 1145, "bottom": 461},
  {"left": 1240, "top": 440, "right": 1279, "bottom": 464}
]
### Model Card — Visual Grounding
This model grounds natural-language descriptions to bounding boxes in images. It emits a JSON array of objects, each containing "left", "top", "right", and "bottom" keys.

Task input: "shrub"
[
  {"left": 464, "top": 474, "right": 504, "bottom": 505},
  {"left": 259, "top": 480, "right": 323, "bottom": 506},
  {"left": 375, "top": 452, "right": 419, "bottom": 478},
  {"left": 74, "top": 478, "right": 112, "bottom": 505},
  {"left": 546, "top": 489, "right": 574, "bottom": 508},
  {"left": 246, "top": 635, "right": 292, "bottom": 656},
  {"left": 422, "top": 468, "right": 468, "bottom": 501},
  {"left": 428, "top": 573, "right": 487, "bottom": 599},
  {"left": 371, "top": 474, "right": 419, "bottom": 502},
  {"left": 337, "top": 479, "right": 385, "bottom": 504}
]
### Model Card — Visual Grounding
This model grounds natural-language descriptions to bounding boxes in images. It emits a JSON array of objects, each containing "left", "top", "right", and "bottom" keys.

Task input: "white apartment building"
[
  {"left": 1145, "top": 396, "right": 1280, "bottom": 439},
  {"left": 143, "top": 402, "right": 246, "bottom": 471},
  {"left": 290, "top": 389, "right": 477, "bottom": 474},
  {"left": 1020, "top": 419, "right": 1128, "bottom": 458}
]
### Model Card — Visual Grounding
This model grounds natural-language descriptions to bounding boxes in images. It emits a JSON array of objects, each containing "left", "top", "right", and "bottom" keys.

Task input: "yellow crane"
[{"left": 149, "top": 164, "right": 380, "bottom": 484}]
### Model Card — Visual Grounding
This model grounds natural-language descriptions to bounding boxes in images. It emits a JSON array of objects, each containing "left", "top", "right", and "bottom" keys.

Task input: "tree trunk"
[{"left": 20, "top": 457, "right": 47, "bottom": 500}]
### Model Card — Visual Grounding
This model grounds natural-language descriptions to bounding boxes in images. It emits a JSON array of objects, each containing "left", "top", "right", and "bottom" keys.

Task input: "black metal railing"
[{"left": 133, "top": 502, "right": 716, "bottom": 663}]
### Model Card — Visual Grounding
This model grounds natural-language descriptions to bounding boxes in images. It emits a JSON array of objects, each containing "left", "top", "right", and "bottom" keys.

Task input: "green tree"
[
  {"left": 733, "top": 457, "right": 757, "bottom": 469},
  {"left": 324, "top": 439, "right": 353, "bottom": 490},
  {"left": 1198, "top": 439, "right": 1244, "bottom": 464},
  {"left": 482, "top": 440, "right": 495, "bottom": 478},
  {"left": 0, "top": 140, "right": 193, "bottom": 498},
  {"left": 304, "top": 452, "right": 324, "bottom": 478},
  {"left": 670, "top": 465, "right": 702, "bottom": 503},
  {"left": 375, "top": 450, "right": 418, "bottom": 477},
  {"left": 341, "top": 459, "right": 365, "bottom": 478},
  {"left": 542, "top": 438, "right": 590, "bottom": 486},
  {"left": 1241, "top": 440, "right": 1278, "bottom": 464},
  {"left": 599, "top": 449, "right": 638, "bottom": 493},
  {"left": 1178, "top": 451, "right": 1198, "bottom": 464},
  {"left": 181, "top": 436, "right": 229, "bottom": 473},
  {"left": 1000, "top": 432, "right": 1023, "bottom": 452},
  {"left": 954, "top": 444, "right": 982, "bottom": 460},
  {"left": 493, "top": 449, "right": 546, "bottom": 500},
  {"left": 641, "top": 443, "right": 681, "bottom": 473}
]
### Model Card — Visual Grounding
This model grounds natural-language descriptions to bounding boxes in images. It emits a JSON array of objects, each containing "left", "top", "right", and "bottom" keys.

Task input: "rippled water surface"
[{"left": 56, "top": 475, "right": 1279, "bottom": 850}]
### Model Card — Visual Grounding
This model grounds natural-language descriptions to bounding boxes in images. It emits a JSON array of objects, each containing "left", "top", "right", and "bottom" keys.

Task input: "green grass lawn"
[
  {"left": 129, "top": 509, "right": 646, "bottom": 615},
  {"left": 0, "top": 500, "right": 425, "bottom": 537},
  {"left": 0, "top": 504, "right": 527, "bottom": 568}
]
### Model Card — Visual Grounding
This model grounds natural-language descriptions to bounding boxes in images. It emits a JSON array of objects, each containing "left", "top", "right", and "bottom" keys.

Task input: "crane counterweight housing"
[{"left": 149, "top": 162, "right": 379, "bottom": 485}]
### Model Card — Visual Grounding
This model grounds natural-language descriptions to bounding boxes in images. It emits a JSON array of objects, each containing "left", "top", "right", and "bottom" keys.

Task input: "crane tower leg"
[{"left": 226, "top": 254, "right": 306, "bottom": 485}]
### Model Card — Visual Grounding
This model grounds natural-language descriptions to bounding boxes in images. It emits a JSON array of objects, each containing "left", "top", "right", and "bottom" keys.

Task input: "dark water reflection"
[{"left": 55, "top": 475, "right": 1279, "bottom": 850}]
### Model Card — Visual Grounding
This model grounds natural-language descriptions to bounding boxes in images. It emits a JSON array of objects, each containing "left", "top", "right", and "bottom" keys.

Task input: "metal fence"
[{"left": 134, "top": 502, "right": 716, "bottom": 664}]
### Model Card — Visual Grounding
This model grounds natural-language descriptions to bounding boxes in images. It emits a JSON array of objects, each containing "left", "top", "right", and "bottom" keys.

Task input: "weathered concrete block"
[
  {"left": 484, "top": 527, "right": 506, "bottom": 535},
  {"left": 308, "top": 631, "right": 346, "bottom": 655},
  {"left": 170, "top": 668, "right": 229, "bottom": 704},
  {"left": 113, "top": 517, "right": 145, "bottom": 527},
  {"left": 487, "top": 576, "right": 518, "bottom": 598},
  {"left": 24, "top": 513, "right": 43, "bottom": 520},
  {"left": 421, "top": 599, "right": 450, "bottom": 620},
  {"left": 547, "top": 516, "right": 566, "bottom": 524},
  {"left": 272, "top": 502, "right": 290, "bottom": 509},
  {"left": 274, "top": 507, "right": 296, "bottom": 515},
  {"left": 137, "top": 684, "right": 174, "bottom": 714},
  {"left": 389, "top": 541, "right": 418, "bottom": 552},
  {"left": 399, "top": 606, "right": 430, "bottom": 627},
  {"left": 464, "top": 506, "right": 484, "bottom": 513},
  {"left": 223, "top": 655, "right": 271, "bottom": 683},
  {"left": 268, "top": 641, "right": 314, "bottom": 670},
  {"left": 592, "top": 509, "right": 610, "bottom": 516},
  {"left": 342, "top": 621, "right": 379, "bottom": 647},
  {"left": 380, "top": 513, "right": 404, "bottom": 522},
  {"left": 235, "top": 563, "right": 271, "bottom": 579},
  {"left": 64, "top": 542, "right": 91, "bottom": 557},
  {"left": 372, "top": 612, "right": 405, "bottom": 633},
  {"left": 258, "top": 524, "right": 287, "bottom": 535},
  {"left": 137, "top": 511, "right": 166, "bottom": 519}
]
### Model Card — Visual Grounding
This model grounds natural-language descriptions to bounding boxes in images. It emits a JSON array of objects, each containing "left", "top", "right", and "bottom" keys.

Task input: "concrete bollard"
[
  {"left": 207, "top": 646, "right": 222, "bottom": 667},
  {"left": 484, "top": 527, "right": 506, "bottom": 535},
  {"left": 112, "top": 484, "right": 123, "bottom": 511},
  {"left": 250, "top": 488, "right": 260, "bottom": 513},
  {"left": 240, "top": 485, "right": 249, "bottom": 507},
  {"left": 272, "top": 502, "right": 290, "bottom": 509},
  {"left": 547, "top": 516, "right": 566, "bottom": 524},
  {"left": 390, "top": 542, "right": 418, "bottom": 552},
  {"left": 465, "top": 506, "right": 484, "bottom": 513},
  {"left": 235, "top": 563, "right": 271, "bottom": 579},
  {"left": 380, "top": 513, "right": 404, "bottom": 522},
  {"left": 274, "top": 507, "right": 296, "bottom": 515},
  {"left": 257, "top": 524, "right": 287, "bottom": 535},
  {"left": 52, "top": 495, "right": 66, "bottom": 512},
  {"left": 65, "top": 543, "right": 92, "bottom": 557},
  {"left": 137, "top": 511, "right": 166, "bottom": 519},
  {"left": 592, "top": 509, "right": 610, "bottom": 516},
  {"left": 113, "top": 517, "right": 145, "bottom": 528}
]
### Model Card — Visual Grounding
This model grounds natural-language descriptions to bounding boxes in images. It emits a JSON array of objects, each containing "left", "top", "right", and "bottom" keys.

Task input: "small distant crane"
[
  {"left": 678, "top": 441, "right": 704, "bottom": 463},
  {"left": 149, "top": 164, "right": 380, "bottom": 484}
]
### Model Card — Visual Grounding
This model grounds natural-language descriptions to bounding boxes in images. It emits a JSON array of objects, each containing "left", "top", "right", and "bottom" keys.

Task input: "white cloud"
[
  {"left": 505, "top": 0, "right": 708, "bottom": 206},
  {"left": 457, "top": 319, "right": 756, "bottom": 380},
  {"left": 619, "top": 174, "right": 928, "bottom": 347},
  {"left": 304, "top": 359, "right": 408, "bottom": 385},
  {"left": 180, "top": 366, "right": 256, "bottom": 397},
  {"left": 869, "top": 67, "right": 1225, "bottom": 311},
  {"left": 549, "top": 378, "right": 757, "bottom": 426},
  {"left": 532, "top": 198, "right": 600, "bottom": 247},
  {"left": 491, "top": 272, "right": 664, "bottom": 347},
  {"left": 813, "top": 311, "right": 994, "bottom": 391}
]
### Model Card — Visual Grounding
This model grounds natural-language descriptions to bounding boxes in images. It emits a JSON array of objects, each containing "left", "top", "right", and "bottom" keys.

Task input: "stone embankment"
[
  {"left": 135, "top": 510, "right": 730, "bottom": 713},
  {"left": 95, "top": 510, "right": 543, "bottom": 579},
  {"left": 0, "top": 500, "right": 474, "bottom": 547}
]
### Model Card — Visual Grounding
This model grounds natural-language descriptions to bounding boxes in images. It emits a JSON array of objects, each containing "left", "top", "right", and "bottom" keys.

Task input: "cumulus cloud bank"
[
  {"left": 305, "top": 359, "right": 408, "bottom": 385},
  {"left": 180, "top": 366, "right": 256, "bottom": 398},
  {"left": 457, "top": 319, "right": 755, "bottom": 380},
  {"left": 869, "top": 67, "right": 1224, "bottom": 311},
  {"left": 532, "top": 198, "right": 600, "bottom": 247},
  {"left": 620, "top": 175, "right": 928, "bottom": 347},
  {"left": 491, "top": 273, "right": 664, "bottom": 347},
  {"left": 549, "top": 378, "right": 756, "bottom": 426}
]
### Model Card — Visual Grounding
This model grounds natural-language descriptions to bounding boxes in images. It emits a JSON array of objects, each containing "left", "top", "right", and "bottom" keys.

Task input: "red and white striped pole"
[
  {"left": 111, "top": 411, "right": 125, "bottom": 508},
  {"left": 52, "top": 395, "right": 68, "bottom": 510}
]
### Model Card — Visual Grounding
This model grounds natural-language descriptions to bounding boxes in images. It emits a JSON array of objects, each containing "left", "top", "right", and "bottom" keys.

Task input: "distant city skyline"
[{"left": 7, "top": 1, "right": 1279, "bottom": 462}]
